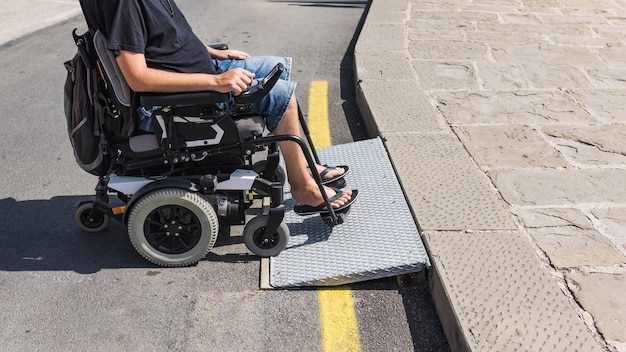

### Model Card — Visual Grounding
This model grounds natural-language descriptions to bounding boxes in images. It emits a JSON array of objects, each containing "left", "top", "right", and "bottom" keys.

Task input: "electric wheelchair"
[{"left": 66, "top": 29, "right": 349, "bottom": 267}]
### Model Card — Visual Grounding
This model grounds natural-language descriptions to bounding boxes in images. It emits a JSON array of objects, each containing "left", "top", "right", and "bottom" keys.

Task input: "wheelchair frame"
[{"left": 70, "top": 29, "right": 346, "bottom": 267}]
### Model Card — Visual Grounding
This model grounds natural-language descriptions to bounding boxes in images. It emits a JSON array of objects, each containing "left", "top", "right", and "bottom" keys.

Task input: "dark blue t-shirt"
[{"left": 80, "top": 0, "right": 218, "bottom": 74}]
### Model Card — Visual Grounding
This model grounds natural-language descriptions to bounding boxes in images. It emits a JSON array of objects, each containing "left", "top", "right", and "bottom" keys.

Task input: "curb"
[{"left": 353, "top": 0, "right": 471, "bottom": 348}]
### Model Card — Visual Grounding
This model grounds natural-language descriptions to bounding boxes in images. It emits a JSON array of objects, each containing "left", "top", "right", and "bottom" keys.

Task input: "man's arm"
[{"left": 116, "top": 50, "right": 255, "bottom": 94}]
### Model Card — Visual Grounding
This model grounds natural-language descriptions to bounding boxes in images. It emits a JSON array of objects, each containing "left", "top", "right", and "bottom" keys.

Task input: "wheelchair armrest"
[
  {"left": 209, "top": 43, "right": 229, "bottom": 50},
  {"left": 139, "top": 91, "right": 230, "bottom": 107}
]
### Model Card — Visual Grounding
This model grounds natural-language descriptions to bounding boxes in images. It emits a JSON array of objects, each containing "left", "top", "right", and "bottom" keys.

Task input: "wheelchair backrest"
[{"left": 93, "top": 31, "right": 133, "bottom": 110}]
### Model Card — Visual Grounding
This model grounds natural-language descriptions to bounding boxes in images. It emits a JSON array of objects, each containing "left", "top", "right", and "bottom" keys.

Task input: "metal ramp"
[{"left": 261, "top": 137, "right": 430, "bottom": 288}]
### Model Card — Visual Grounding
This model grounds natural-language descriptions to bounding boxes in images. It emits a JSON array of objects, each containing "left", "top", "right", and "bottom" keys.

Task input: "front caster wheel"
[
  {"left": 127, "top": 188, "right": 219, "bottom": 267},
  {"left": 243, "top": 215, "right": 289, "bottom": 257},
  {"left": 75, "top": 202, "right": 110, "bottom": 233}
]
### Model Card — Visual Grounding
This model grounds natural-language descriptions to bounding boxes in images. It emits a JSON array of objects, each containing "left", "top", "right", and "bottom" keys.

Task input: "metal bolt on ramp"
[{"left": 264, "top": 137, "right": 430, "bottom": 288}]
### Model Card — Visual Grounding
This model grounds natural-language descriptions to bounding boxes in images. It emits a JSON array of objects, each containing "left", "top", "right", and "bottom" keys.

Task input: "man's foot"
[
  {"left": 309, "top": 164, "right": 349, "bottom": 185},
  {"left": 291, "top": 183, "right": 358, "bottom": 215},
  {"left": 293, "top": 188, "right": 359, "bottom": 216}
]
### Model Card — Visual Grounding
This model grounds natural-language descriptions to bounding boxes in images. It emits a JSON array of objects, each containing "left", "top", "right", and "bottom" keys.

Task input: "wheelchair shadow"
[
  {"left": 0, "top": 196, "right": 252, "bottom": 274},
  {"left": 281, "top": 198, "right": 334, "bottom": 250},
  {"left": 0, "top": 196, "right": 152, "bottom": 274},
  {"left": 285, "top": 216, "right": 333, "bottom": 250}
]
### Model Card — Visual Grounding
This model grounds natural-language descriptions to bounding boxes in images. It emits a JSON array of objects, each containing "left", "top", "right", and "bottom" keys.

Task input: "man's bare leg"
[{"left": 273, "top": 96, "right": 352, "bottom": 208}]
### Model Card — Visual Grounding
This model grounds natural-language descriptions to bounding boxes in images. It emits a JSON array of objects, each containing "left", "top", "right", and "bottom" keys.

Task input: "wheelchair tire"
[
  {"left": 252, "top": 160, "right": 286, "bottom": 185},
  {"left": 243, "top": 215, "right": 289, "bottom": 257},
  {"left": 75, "top": 202, "right": 110, "bottom": 233},
  {"left": 127, "top": 188, "right": 219, "bottom": 267}
]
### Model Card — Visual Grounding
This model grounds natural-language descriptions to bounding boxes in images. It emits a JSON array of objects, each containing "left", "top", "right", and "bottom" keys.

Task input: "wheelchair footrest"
[{"left": 320, "top": 207, "right": 350, "bottom": 226}]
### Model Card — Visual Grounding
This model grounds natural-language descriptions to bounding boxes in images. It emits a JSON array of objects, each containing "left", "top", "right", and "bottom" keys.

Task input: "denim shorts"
[
  {"left": 215, "top": 56, "right": 297, "bottom": 132},
  {"left": 137, "top": 56, "right": 297, "bottom": 133}
]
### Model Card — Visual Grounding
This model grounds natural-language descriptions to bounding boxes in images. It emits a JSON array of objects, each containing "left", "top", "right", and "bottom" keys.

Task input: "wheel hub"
[
  {"left": 253, "top": 228, "right": 279, "bottom": 249},
  {"left": 143, "top": 205, "right": 201, "bottom": 254},
  {"left": 82, "top": 210, "right": 104, "bottom": 226}
]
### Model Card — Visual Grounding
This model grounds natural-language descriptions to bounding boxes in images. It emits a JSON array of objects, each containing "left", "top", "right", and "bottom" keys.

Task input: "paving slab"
[
  {"left": 477, "top": 22, "right": 594, "bottom": 36},
  {"left": 408, "top": 22, "right": 468, "bottom": 41},
  {"left": 592, "top": 208, "right": 626, "bottom": 251},
  {"left": 411, "top": 61, "right": 478, "bottom": 90},
  {"left": 384, "top": 132, "right": 515, "bottom": 231},
  {"left": 567, "top": 89, "right": 626, "bottom": 124},
  {"left": 465, "top": 30, "right": 547, "bottom": 45},
  {"left": 542, "top": 124, "right": 626, "bottom": 166},
  {"left": 515, "top": 208, "right": 626, "bottom": 269},
  {"left": 585, "top": 68, "right": 626, "bottom": 88},
  {"left": 356, "top": 51, "right": 416, "bottom": 81},
  {"left": 355, "top": 24, "right": 407, "bottom": 53},
  {"left": 522, "top": 64, "right": 594, "bottom": 89},
  {"left": 409, "top": 40, "right": 489, "bottom": 61},
  {"left": 425, "top": 231, "right": 604, "bottom": 352},
  {"left": 356, "top": 80, "right": 447, "bottom": 135},
  {"left": 566, "top": 272, "right": 626, "bottom": 344},
  {"left": 475, "top": 62, "right": 529, "bottom": 89},
  {"left": 431, "top": 90, "right": 595, "bottom": 125},
  {"left": 453, "top": 125, "right": 569, "bottom": 169},
  {"left": 491, "top": 169, "right": 626, "bottom": 206}
]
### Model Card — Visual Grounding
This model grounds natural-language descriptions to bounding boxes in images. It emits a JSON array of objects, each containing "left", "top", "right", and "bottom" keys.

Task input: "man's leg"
[
  {"left": 219, "top": 56, "right": 347, "bottom": 183},
  {"left": 274, "top": 96, "right": 353, "bottom": 208}
]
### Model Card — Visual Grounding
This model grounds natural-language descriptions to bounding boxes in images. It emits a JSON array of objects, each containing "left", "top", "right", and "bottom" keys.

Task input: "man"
[{"left": 79, "top": 0, "right": 357, "bottom": 214}]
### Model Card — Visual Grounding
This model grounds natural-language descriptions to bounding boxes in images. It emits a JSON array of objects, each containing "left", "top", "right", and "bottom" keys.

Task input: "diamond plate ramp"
[{"left": 267, "top": 137, "right": 430, "bottom": 288}]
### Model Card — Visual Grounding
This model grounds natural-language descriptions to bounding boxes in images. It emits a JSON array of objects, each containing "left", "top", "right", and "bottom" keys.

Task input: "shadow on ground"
[{"left": 0, "top": 196, "right": 252, "bottom": 274}]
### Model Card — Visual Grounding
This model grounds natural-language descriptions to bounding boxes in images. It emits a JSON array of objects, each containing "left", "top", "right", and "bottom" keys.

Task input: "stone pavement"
[
  {"left": 355, "top": 0, "right": 626, "bottom": 351},
  {"left": 3, "top": 0, "right": 626, "bottom": 351}
]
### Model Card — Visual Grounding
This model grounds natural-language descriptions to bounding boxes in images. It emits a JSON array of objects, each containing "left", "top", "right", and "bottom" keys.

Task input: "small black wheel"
[
  {"left": 252, "top": 160, "right": 286, "bottom": 185},
  {"left": 127, "top": 188, "right": 219, "bottom": 267},
  {"left": 75, "top": 202, "right": 110, "bottom": 233},
  {"left": 243, "top": 215, "right": 289, "bottom": 257}
]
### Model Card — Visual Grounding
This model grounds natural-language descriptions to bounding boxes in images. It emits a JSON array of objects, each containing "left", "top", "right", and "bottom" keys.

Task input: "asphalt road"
[{"left": 0, "top": 0, "right": 449, "bottom": 351}]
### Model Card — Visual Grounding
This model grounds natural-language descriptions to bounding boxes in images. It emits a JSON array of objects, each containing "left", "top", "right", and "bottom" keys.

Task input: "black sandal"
[{"left": 293, "top": 188, "right": 359, "bottom": 216}]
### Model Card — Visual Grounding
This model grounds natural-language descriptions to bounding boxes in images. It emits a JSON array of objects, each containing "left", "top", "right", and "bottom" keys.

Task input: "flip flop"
[
  {"left": 310, "top": 165, "right": 349, "bottom": 185},
  {"left": 293, "top": 188, "right": 359, "bottom": 216}
]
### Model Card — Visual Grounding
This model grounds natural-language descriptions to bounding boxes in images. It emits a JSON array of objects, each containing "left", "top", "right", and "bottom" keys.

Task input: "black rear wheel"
[{"left": 127, "top": 188, "right": 219, "bottom": 267}]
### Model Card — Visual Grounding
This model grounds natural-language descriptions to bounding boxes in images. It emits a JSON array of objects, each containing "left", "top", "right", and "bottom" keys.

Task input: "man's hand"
[
  {"left": 208, "top": 47, "right": 250, "bottom": 60},
  {"left": 214, "top": 68, "right": 255, "bottom": 96}
]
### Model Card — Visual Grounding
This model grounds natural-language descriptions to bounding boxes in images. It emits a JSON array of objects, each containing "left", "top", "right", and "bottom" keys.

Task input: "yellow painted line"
[
  {"left": 319, "top": 287, "right": 361, "bottom": 352},
  {"left": 309, "top": 81, "right": 361, "bottom": 352},
  {"left": 308, "top": 81, "right": 332, "bottom": 148}
]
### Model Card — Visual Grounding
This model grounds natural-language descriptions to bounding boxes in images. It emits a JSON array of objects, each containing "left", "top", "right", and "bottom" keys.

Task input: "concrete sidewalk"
[{"left": 355, "top": 0, "right": 626, "bottom": 351}]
